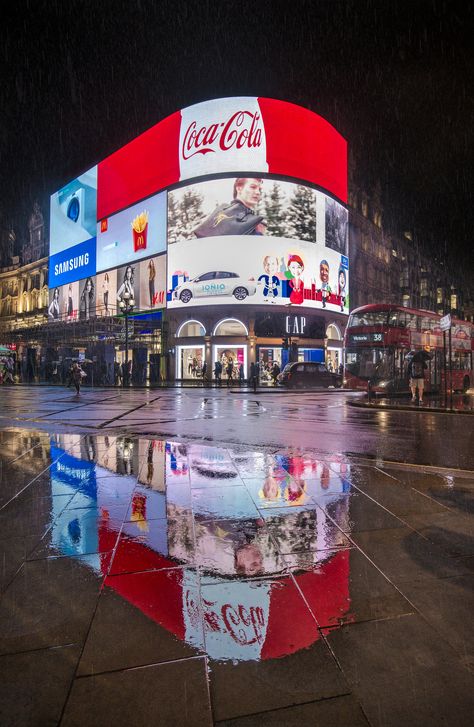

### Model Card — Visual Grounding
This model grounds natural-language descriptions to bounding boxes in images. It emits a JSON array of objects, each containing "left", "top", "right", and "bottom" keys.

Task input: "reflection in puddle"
[{"left": 45, "top": 433, "right": 354, "bottom": 661}]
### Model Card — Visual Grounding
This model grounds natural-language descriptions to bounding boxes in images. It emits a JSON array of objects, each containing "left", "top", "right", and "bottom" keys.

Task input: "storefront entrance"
[
  {"left": 176, "top": 345, "right": 205, "bottom": 379},
  {"left": 326, "top": 347, "right": 341, "bottom": 374},
  {"left": 213, "top": 345, "right": 247, "bottom": 381},
  {"left": 258, "top": 347, "right": 283, "bottom": 385}
]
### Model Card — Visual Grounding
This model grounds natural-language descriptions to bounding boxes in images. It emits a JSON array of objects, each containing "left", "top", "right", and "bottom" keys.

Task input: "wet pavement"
[
  {"left": 0, "top": 389, "right": 473, "bottom": 725},
  {"left": 0, "top": 385, "right": 473, "bottom": 469}
]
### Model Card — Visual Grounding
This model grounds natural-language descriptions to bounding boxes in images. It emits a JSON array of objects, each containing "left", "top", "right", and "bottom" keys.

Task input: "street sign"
[{"left": 440, "top": 314, "right": 451, "bottom": 331}]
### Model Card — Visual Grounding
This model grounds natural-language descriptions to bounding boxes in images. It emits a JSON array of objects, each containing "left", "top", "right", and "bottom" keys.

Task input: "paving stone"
[
  {"left": 0, "top": 644, "right": 80, "bottom": 726},
  {"left": 325, "top": 614, "right": 474, "bottom": 727},
  {"left": 0, "top": 555, "right": 104, "bottom": 655},
  {"left": 215, "top": 694, "right": 370, "bottom": 726},
  {"left": 78, "top": 569, "right": 204, "bottom": 675},
  {"left": 63, "top": 657, "right": 212, "bottom": 727}
]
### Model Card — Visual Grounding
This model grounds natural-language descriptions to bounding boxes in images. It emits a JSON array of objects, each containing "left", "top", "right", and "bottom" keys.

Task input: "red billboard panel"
[{"left": 97, "top": 98, "right": 347, "bottom": 220}]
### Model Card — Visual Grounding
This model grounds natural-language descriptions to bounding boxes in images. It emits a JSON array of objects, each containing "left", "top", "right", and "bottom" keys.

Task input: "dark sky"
[{"left": 1, "top": 0, "right": 473, "bottom": 268}]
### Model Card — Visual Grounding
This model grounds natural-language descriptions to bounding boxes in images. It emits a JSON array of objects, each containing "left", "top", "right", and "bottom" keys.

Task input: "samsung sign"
[{"left": 49, "top": 237, "right": 96, "bottom": 288}]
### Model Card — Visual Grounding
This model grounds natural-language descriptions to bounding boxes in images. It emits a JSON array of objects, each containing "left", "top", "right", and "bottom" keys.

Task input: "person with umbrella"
[{"left": 406, "top": 349, "right": 431, "bottom": 404}]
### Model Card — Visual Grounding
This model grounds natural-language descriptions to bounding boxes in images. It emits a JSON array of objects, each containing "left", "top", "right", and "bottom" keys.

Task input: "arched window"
[
  {"left": 326, "top": 323, "right": 342, "bottom": 341},
  {"left": 176, "top": 320, "right": 206, "bottom": 337},
  {"left": 213, "top": 318, "right": 248, "bottom": 336}
]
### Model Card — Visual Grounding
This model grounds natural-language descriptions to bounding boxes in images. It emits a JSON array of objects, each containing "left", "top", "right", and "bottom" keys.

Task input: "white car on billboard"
[{"left": 173, "top": 271, "right": 257, "bottom": 304}]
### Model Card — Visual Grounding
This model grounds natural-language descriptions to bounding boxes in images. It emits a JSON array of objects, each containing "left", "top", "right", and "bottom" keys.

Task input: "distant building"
[{"left": 348, "top": 166, "right": 471, "bottom": 319}]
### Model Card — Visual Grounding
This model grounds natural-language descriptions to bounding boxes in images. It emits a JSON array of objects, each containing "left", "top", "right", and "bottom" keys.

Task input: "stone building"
[{"left": 348, "top": 174, "right": 471, "bottom": 320}]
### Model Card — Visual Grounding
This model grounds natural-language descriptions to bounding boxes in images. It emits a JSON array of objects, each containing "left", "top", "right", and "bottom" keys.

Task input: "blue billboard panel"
[
  {"left": 49, "top": 237, "right": 97, "bottom": 289},
  {"left": 50, "top": 167, "right": 97, "bottom": 256},
  {"left": 96, "top": 191, "right": 166, "bottom": 273}
]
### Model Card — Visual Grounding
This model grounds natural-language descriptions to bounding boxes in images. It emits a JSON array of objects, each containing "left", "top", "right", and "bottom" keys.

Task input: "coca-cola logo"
[
  {"left": 182, "top": 111, "right": 263, "bottom": 160},
  {"left": 186, "top": 590, "right": 266, "bottom": 647}
]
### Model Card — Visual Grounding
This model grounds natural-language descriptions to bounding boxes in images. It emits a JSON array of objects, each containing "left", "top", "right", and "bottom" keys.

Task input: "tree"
[
  {"left": 177, "top": 189, "right": 204, "bottom": 239},
  {"left": 167, "top": 191, "right": 179, "bottom": 243},
  {"left": 287, "top": 185, "right": 316, "bottom": 242},
  {"left": 264, "top": 182, "right": 288, "bottom": 237}
]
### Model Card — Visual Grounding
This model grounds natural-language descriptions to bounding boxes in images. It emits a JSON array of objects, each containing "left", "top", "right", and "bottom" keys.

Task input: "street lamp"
[{"left": 119, "top": 291, "right": 135, "bottom": 386}]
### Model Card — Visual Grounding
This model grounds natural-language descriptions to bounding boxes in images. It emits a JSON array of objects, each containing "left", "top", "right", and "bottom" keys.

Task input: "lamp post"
[{"left": 119, "top": 291, "right": 135, "bottom": 387}]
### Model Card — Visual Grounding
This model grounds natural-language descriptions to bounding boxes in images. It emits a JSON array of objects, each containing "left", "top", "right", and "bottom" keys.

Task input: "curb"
[{"left": 347, "top": 398, "right": 474, "bottom": 415}]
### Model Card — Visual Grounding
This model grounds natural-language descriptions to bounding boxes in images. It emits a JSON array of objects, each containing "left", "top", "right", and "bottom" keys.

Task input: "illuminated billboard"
[
  {"left": 96, "top": 191, "right": 166, "bottom": 273},
  {"left": 49, "top": 97, "right": 348, "bottom": 316},
  {"left": 167, "top": 177, "right": 348, "bottom": 313},
  {"left": 49, "top": 167, "right": 98, "bottom": 288},
  {"left": 97, "top": 97, "right": 347, "bottom": 220},
  {"left": 48, "top": 254, "right": 166, "bottom": 321}
]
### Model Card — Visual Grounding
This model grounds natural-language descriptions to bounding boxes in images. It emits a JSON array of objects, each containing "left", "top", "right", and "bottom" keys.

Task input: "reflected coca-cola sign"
[{"left": 182, "top": 111, "right": 263, "bottom": 160}]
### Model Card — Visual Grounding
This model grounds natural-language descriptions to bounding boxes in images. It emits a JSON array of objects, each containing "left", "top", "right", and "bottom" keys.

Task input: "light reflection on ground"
[{"left": 47, "top": 433, "right": 354, "bottom": 661}]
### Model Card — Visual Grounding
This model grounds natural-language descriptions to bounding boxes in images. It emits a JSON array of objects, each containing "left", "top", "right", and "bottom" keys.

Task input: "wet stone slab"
[{"left": 63, "top": 657, "right": 213, "bottom": 727}]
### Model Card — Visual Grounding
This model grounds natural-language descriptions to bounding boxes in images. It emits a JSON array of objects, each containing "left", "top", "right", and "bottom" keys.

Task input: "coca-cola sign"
[
  {"left": 182, "top": 110, "right": 263, "bottom": 160},
  {"left": 179, "top": 97, "right": 269, "bottom": 180}
]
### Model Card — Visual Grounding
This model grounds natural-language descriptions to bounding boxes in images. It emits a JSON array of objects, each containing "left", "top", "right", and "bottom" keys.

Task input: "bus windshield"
[
  {"left": 345, "top": 347, "right": 393, "bottom": 382},
  {"left": 348, "top": 311, "right": 388, "bottom": 327}
]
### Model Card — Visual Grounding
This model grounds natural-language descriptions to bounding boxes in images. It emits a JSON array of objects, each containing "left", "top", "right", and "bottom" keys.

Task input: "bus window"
[
  {"left": 388, "top": 311, "right": 399, "bottom": 327},
  {"left": 345, "top": 347, "right": 393, "bottom": 382},
  {"left": 393, "top": 348, "right": 407, "bottom": 380},
  {"left": 453, "top": 352, "right": 472, "bottom": 370},
  {"left": 349, "top": 311, "right": 388, "bottom": 327}
]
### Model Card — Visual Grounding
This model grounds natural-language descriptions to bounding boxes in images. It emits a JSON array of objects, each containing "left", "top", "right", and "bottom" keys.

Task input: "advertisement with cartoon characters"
[{"left": 167, "top": 235, "right": 349, "bottom": 313}]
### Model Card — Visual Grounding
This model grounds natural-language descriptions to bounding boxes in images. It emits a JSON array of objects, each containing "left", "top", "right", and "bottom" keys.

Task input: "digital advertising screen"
[
  {"left": 96, "top": 190, "right": 166, "bottom": 273},
  {"left": 167, "top": 235, "right": 348, "bottom": 313},
  {"left": 48, "top": 254, "right": 166, "bottom": 320},
  {"left": 167, "top": 176, "right": 349, "bottom": 313},
  {"left": 97, "top": 97, "right": 347, "bottom": 221},
  {"left": 168, "top": 177, "right": 347, "bottom": 253},
  {"left": 49, "top": 167, "right": 98, "bottom": 288}
]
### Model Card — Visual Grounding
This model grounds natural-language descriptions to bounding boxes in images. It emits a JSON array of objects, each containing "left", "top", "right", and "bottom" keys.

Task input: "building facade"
[{"left": 1, "top": 101, "right": 472, "bottom": 386}]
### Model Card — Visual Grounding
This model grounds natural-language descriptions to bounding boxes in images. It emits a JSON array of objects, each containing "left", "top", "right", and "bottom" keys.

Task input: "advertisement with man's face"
[
  {"left": 96, "top": 191, "right": 167, "bottom": 273},
  {"left": 138, "top": 255, "right": 167, "bottom": 310},
  {"left": 167, "top": 236, "right": 349, "bottom": 313},
  {"left": 168, "top": 177, "right": 335, "bottom": 246}
]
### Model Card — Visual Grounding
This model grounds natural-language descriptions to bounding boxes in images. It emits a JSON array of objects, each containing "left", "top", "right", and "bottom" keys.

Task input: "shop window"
[
  {"left": 213, "top": 318, "right": 248, "bottom": 336},
  {"left": 177, "top": 320, "right": 206, "bottom": 337}
]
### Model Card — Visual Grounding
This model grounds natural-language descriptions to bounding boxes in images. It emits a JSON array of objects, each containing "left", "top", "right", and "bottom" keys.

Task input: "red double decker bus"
[{"left": 343, "top": 304, "right": 473, "bottom": 394}]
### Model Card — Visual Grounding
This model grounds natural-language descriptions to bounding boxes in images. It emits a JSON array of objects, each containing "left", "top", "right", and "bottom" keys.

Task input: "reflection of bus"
[{"left": 343, "top": 304, "right": 473, "bottom": 394}]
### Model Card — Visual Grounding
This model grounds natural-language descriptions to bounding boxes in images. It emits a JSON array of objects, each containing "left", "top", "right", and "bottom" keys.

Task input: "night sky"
[{"left": 1, "top": 0, "right": 473, "bottom": 270}]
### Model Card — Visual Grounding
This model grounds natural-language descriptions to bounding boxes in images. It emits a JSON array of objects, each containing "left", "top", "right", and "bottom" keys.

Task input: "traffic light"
[{"left": 281, "top": 337, "right": 289, "bottom": 350}]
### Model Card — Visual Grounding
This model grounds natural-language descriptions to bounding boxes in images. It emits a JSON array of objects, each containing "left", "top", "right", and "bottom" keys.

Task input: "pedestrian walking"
[
  {"left": 239, "top": 363, "right": 244, "bottom": 386},
  {"left": 407, "top": 356, "right": 427, "bottom": 403},
  {"left": 3, "top": 357, "right": 15, "bottom": 384},
  {"left": 214, "top": 360, "right": 222, "bottom": 386},
  {"left": 71, "top": 361, "right": 85, "bottom": 395},
  {"left": 201, "top": 361, "right": 207, "bottom": 384},
  {"left": 250, "top": 361, "right": 259, "bottom": 393},
  {"left": 226, "top": 358, "right": 234, "bottom": 387},
  {"left": 271, "top": 362, "right": 280, "bottom": 386}
]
